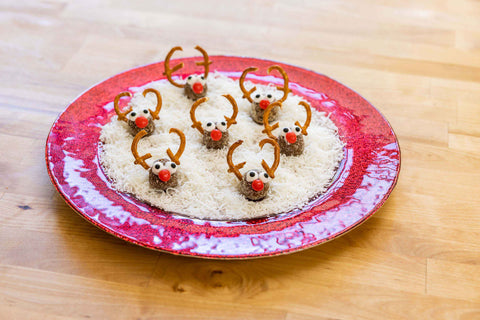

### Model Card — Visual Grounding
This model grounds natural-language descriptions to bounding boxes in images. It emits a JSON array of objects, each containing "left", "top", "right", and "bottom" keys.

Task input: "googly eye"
[
  {"left": 204, "top": 122, "right": 214, "bottom": 132},
  {"left": 246, "top": 170, "right": 258, "bottom": 182},
  {"left": 151, "top": 161, "right": 164, "bottom": 175},
  {"left": 167, "top": 161, "right": 177, "bottom": 174},
  {"left": 281, "top": 127, "right": 290, "bottom": 136},
  {"left": 143, "top": 109, "right": 149, "bottom": 114},
  {"left": 253, "top": 93, "right": 263, "bottom": 103},
  {"left": 186, "top": 75, "right": 196, "bottom": 85},
  {"left": 294, "top": 126, "right": 302, "bottom": 134},
  {"left": 128, "top": 111, "right": 138, "bottom": 120},
  {"left": 216, "top": 121, "right": 227, "bottom": 132},
  {"left": 260, "top": 172, "right": 270, "bottom": 183}
]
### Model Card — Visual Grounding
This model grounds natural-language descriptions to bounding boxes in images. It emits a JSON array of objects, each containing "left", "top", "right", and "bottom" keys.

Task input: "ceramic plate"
[{"left": 46, "top": 56, "right": 400, "bottom": 259}]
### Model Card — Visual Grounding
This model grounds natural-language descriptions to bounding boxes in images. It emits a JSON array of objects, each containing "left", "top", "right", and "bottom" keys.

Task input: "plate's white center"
[{"left": 99, "top": 73, "right": 344, "bottom": 220}]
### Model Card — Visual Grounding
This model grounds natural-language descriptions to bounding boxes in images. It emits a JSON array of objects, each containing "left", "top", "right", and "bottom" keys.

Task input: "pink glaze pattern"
[{"left": 46, "top": 56, "right": 400, "bottom": 259}]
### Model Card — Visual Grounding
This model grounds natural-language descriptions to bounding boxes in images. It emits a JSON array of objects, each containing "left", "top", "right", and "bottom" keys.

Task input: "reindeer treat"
[
  {"left": 227, "top": 139, "right": 280, "bottom": 201},
  {"left": 163, "top": 45, "right": 212, "bottom": 101},
  {"left": 263, "top": 101, "right": 312, "bottom": 156},
  {"left": 189, "top": 94, "right": 238, "bottom": 149},
  {"left": 239, "top": 65, "right": 290, "bottom": 124},
  {"left": 114, "top": 88, "right": 162, "bottom": 136},
  {"left": 131, "top": 128, "right": 186, "bottom": 191}
]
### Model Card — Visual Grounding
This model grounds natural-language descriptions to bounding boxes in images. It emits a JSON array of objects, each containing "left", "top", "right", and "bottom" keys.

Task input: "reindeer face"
[
  {"left": 239, "top": 65, "right": 289, "bottom": 125},
  {"left": 239, "top": 169, "right": 271, "bottom": 201},
  {"left": 227, "top": 138, "right": 280, "bottom": 201},
  {"left": 190, "top": 95, "right": 238, "bottom": 149},
  {"left": 251, "top": 92, "right": 278, "bottom": 124},
  {"left": 184, "top": 74, "right": 208, "bottom": 100},
  {"left": 126, "top": 108, "right": 156, "bottom": 136},
  {"left": 114, "top": 88, "right": 162, "bottom": 136},
  {"left": 149, "top": 158, "right": 179, "bottom": 190},
  {"left": 278, "top": 125, "right": 305, "bottom": 156},
  {"left": 201, "top": 121, "right": 229, "bottom": 149},
  {"left": 164, "top": 46, "right": 212, "bottom": 101}
]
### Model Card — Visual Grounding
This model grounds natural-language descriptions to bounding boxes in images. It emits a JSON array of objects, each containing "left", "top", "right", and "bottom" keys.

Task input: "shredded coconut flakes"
[{"left": 99, "top": 73, "right": 344, "bottom": 220}]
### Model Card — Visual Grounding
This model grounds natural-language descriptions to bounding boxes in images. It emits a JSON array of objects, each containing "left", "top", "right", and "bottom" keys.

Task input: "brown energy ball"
[
  {"left": 251, "top": 101, "right": 280, "bottom": 124},
  {"left": 127, "top": 118, "right": 155, "bottom": 136},
  {"left": 201, "top": 121, "right": 229, "bottom": 149},
  {"left": 184, "top": 75, "right": 208, "bottom": 100},
  {"left": 239, "top": 169, "right": 271, "bottom": 201},
  {"left": 250, "top": 92, "right": 279, "bottom": 124},
  {"left": 278, "top": 126, "right": 305, "bottom": 156},
  {"left": 126, "top": 108, "right": 157, "bottom": 136},
  {"left": 148, "top": 158, "right": 179, "bottom": 190}
]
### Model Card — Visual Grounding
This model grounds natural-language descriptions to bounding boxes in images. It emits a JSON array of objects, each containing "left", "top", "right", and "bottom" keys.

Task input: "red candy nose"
[
  {"left": 135, "top": 116, "right": 149, "bottom": 128},
  {"left": 251, "top": 179, "right": 264, "bottom": 191},
  {"left": 259, "top": 99, "right": 270, "bottom": 110},
  {"left": 158, "top": 169, "right": 171, "bottom": 182},
  {"left": 192, "top": 82, "right": 203, "bottom": 94},
  {"left": 286, "top": 132, "right": 297, "bottom": 144},
  {"left": 210, "top": 129, "right": 222, "bottom": 141}
]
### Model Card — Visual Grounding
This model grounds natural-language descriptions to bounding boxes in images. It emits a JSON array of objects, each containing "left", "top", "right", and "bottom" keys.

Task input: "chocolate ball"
[{"left": 148, "top": 158, "right": 179, "bottom": 190}]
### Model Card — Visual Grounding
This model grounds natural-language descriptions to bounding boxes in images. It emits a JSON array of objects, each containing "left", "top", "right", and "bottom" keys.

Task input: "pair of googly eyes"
[
  {"left": 252, "top": 93, "right": 274, "bottom": 103},
  {"left": 151, "top": 161, "right": 178, "bottom": 175},
  {"left": 282, "top": 126, "right": 302, "bottom": 136},
  {"left": 186, "top": 75, "right": 207, "bottom": 86},
  {"left": 204, "top": 121, "right": 227, "bottom": 132},
  {"left": 246, "top": 170, "right": 270, "bottom": 183},
  {"left": 128, "top": 109, "right": 150, "bottom": 120}
]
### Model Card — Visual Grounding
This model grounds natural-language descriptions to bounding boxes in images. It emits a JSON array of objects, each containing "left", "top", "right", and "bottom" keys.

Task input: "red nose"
[
  {"left": 286, "top": 132, "right": 297, "bottom": 144},
  {"left": 259, "top": 99, "right": 270, "bottom": 110},
  {"left": 251, "top": 179, "right": 264, "bottom": 191},
  {"left": 158, "top": 169, "right": 171, "bottom": 182},
  {"left": 192, "top": 82, "right": 203, "bottom": 94},
  {"left": 135, "top": 116, "right": 149, "bottom": 128},
  {"left": 210, "top": 129, "right": 222, "bottom": 141}
]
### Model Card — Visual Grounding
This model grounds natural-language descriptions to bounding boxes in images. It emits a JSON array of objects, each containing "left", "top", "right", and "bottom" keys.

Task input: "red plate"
[{"left": 46, "top": 56, "right": 400, "bottom": 259}]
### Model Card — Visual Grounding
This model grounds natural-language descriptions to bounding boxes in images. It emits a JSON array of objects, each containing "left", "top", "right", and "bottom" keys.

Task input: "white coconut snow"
[{"left": 99, "top": 73, "right": 344, "bottom": 220}]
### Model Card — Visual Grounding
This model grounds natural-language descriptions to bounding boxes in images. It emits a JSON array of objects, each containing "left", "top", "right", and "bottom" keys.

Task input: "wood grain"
[{"left": 1, "top": 0, "right": 480, "bottom": 319}]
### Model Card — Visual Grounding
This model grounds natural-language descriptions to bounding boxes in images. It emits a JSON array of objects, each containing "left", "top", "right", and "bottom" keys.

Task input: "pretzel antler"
[
  {"left": 163, "top": 46, "right": 185, "bottom": 88},
  {"left": 239, "top": 67, "right": 258, "bottom": 103},
  {"left": 222, "top": 94, "right": 238, "bottom": 128},
  {"left": 262, "top": 101, "right": 283, "bottom": 139},
  {"left": 190, "top": 97, "right": 207, "bottom": 135},
  {"left": 142, "top": 88, "right": 162, "bottom": 120},
  {"left": 226, "top": 140, "right": 246, "bottom": 181},
  {"left": 259, "top": 138, "right": 280, "bottom": 179},
  {"left": 267, "top": 65, "right": 290, "bottom": 103},
  {"left": 114, "top": 92, "right": 133, "bottom": 122},
  {"left": 131, "top": 130, "right": 152, "bottom": 170},
  {"left": 194, "top": 45, "right": 212, "bottom": 79},
  {"left": 295, "top": 101, "right": 312, "bottom": 136},
  {"left": 166, "top": 128, "right": 186, "bottom": 165}
]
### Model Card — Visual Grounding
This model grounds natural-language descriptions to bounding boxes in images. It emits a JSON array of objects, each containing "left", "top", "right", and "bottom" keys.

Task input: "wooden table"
[{"left": 1, "top": 1, "right": 479, "bottom": 319}]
